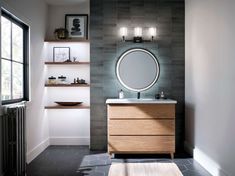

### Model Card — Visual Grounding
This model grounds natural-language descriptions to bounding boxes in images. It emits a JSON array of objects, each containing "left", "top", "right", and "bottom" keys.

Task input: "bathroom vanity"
[
  {"left": 106, "top": 99, "right": 177, "bottom": 159},
  {"left": 108, "top": 48, "right": 177, "bottom": 158}
]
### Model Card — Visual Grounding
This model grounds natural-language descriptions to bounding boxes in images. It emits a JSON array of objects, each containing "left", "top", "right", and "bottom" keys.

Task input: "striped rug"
[{"left": 108, "top": 162, "right": 183, "bottom": 176}]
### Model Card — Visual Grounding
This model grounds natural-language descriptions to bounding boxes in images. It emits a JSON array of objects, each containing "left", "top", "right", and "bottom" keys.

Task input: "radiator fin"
[{"left": 2, "top": 105, "right": 26, "bottom": 176}]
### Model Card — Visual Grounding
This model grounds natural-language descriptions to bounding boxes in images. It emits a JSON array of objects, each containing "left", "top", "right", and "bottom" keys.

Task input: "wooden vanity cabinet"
[{"left": 107, "top": 104, "right": 176, "bottom": 159}]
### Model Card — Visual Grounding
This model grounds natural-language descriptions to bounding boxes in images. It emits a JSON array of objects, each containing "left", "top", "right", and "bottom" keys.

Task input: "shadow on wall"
[{"left": 185, "top": 103, "right": 195, "bottom": 154}]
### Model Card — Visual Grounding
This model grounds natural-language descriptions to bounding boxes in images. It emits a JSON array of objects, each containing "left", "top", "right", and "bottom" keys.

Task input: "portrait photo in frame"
[{"left": 65, "top": 14, "right": 88, "bottom": 40}]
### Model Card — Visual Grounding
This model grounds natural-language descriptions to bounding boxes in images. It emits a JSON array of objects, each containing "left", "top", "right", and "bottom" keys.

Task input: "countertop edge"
[{"left": 105, "top": 99, "right": 177, "bottom": 104}]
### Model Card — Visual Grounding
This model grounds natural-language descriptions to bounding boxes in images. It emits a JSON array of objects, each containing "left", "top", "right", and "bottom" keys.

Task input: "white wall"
[
  {"left": 44, "top": 42, "right": 90, "bottom": 145},
  {"left": 0, "top": 0, "right": 3, "bottom": 174},
  {"left": 1, "top": 0, "right": 90, "bottom": 163},
  {"left": 185, "top": 0, "right": 235, "bottom": 175},
  {"left": 1, "top": 0, "right": 49, "bottom": 163},
  {"left": 46, "top": 2, "right": 89, "bottom": 39},
  {"left": 45, "top": 2, "right": 90, "bottom": 146}
]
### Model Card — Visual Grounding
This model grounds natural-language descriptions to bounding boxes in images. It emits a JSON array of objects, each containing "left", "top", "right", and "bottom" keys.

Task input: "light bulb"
[
  {"left": 134, "top": 27, "right": 142, "bottom": 37},
  {"left": 120, "top": 27, "right": 127, "bottom": 37},
  {"left": 149, "top": 27, "right": 157, "bottom": 37}
]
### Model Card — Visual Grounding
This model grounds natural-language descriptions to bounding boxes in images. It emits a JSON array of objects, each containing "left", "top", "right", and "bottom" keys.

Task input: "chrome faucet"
[{"left": 137, "top": 92, "right": 140, "bottom": 99}]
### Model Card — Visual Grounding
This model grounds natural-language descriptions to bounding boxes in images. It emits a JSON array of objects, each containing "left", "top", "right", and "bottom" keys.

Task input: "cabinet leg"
[
  {"left": 170, "top": 153, "right": 174, "bottom": 159},
  {"left": 111, "top": 153, "right": 115, "bottom": 158},
  {"left": 108, "top": 152, "right": 114, "bottom": 159}
]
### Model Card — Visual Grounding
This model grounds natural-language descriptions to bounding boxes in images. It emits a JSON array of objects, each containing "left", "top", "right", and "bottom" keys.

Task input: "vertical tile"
[{"left": 90, "top": 0, "right": 185, "bottom": 151}]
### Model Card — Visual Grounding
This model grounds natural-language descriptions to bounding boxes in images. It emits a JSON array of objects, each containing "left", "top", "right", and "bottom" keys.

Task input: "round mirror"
[{"left": 116, "top": 48, "right": 160, "bottom": 92}]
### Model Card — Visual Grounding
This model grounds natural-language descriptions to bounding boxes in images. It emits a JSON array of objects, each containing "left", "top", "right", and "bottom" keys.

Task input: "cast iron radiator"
[{"left": 2, "top": 104, "right": 26, "bottom": 176}]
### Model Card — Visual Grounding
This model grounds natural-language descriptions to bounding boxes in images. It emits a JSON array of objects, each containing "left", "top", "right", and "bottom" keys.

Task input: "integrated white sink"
[{"left": 106, "top": 98, "right": 177, "bottom": 104}]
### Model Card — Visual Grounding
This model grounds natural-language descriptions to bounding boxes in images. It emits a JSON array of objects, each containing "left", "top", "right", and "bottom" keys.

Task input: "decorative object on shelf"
[
  {"left": 72, "top": 77, "right": 87, "bottom": 84},
  {"left": 54, "top": 28, "right": 69, "bottom": 40},
  {"left": 48, "top": 76, "right": 57, "bottom": 84},
  {"left": 79, "top": 79, "right": 86, "bottom": 84},
  {"left": 64, "top": 58, "right": 72, "bottom": 63},
  {"left": 120, "top": 27, "right": 157, "bottom": 43},
  {"left": 65, "top": 14, "right": 88, "bottom": 40},
  {"left": 53, "top": 47, "right": 70, "bottom": 62},
  {"left": 58, "top": 75, "right": 68, "bottom": 84},
  {"left": 55, "top": 101, "right": 83, "bottom": 106},
  {"left": 73, "top": 57, "right": 78, "bottom": 62}
]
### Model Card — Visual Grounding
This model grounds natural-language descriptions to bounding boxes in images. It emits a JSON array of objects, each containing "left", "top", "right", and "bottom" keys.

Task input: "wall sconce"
[
  {"left": 134, "top": 27, "right": 143, "bottom": 43},
  {"left": 149, "top": 27, "right": 157, "bottom": 41},
  {"left": 120, "top": 27, "right": 128, "bottom": 42},
  {"left": 119, "top": 27, "right": 157, "bottom": 43}
]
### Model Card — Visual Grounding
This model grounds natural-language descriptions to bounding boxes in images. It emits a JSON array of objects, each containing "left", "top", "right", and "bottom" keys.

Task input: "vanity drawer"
[
  {"left": 109, "top": 119, "right": 175, "bottom": 135},
  {"left": 108, "top": 136, "right": 175, "bottom": 153},
  {"left": 108, "top": 104, "right": 175, "bottom": 119}
]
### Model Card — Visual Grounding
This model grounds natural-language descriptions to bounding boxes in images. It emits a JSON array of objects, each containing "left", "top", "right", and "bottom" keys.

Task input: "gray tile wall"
[{"left": 90, "top": 0, "right": 185, "bottom": 151}]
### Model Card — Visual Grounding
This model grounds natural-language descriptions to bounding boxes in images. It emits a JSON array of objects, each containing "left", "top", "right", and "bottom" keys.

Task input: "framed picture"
[
  {"left": 65, "top": 14, "right": 88, "bottom": 39},
  {"left": 53, "top": 47, "right": 70, "bottom": 62}
]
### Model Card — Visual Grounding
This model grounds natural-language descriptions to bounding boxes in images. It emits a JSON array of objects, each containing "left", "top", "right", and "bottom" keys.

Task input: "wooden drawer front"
[
  {"left": 108, "top": 136, "right": 175, "bottom": 153},
  {"left": 109, "top": 119, "right": 175, "bottom": 135},
  {"left": 108, "top": 104, "right": 175, "bottom": 119}
]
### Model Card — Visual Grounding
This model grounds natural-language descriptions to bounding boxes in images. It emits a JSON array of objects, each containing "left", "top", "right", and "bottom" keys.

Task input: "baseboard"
[
  {"left": 26, "top": 138, "right": 49, "bottom": 164},
  {"left": 49, "top": 137, "right": 90, "bottom": 145},
  {"left": 26, "top": 137, "right": 89, "bottom": 163},
  {"left": 184, "top": 141, "right": 194, "bottom": 156},
  {"left": 194, "top": 147, "right": 228, "bottom": 176}
]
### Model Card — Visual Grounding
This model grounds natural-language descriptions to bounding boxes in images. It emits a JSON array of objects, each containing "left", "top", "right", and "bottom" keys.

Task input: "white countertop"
[{"left": 106, "top": 98, "right": 177, "bottom": 104}]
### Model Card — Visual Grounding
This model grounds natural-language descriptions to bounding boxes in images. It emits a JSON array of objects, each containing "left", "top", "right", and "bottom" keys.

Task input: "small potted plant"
[{"left": 54, "top": 28, "right": 69, "bottom": 40}]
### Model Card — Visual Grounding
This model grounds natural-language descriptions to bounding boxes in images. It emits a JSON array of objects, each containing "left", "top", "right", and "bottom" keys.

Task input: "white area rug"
[{"left": 108, "top": 162, "right": 183, "bottom": 176}]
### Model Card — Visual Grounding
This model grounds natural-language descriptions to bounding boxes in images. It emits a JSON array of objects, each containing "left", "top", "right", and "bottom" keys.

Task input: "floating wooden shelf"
[
  {"left": 44, "top": 39, "right": 89, "bottom": 43},
  {"left": 45, "top": 61, "right": 90, "bottom": 65},
  {"left": 45, "top": 84, "right": 90, "bottom": 87},
  {"left": 45, "top": 105, "right": 90, "bottom": 109}
]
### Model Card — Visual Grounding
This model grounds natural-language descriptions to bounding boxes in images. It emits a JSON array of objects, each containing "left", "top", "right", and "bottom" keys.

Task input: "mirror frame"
[{"left": 116, "top": 48, "right": 160, "bottom": 92}]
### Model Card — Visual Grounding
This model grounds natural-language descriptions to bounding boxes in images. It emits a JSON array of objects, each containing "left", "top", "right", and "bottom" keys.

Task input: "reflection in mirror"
[{"left": 116, "top": 48, "right": 160, "bottom": 92}]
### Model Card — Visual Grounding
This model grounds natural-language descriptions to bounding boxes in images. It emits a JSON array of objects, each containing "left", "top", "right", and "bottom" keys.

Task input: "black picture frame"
[
  {"left": 53, "top": 47, "right": 70, "bottom": 62},
  {"left": 65, "top": 14, "right": 88, "bottom": 40}
]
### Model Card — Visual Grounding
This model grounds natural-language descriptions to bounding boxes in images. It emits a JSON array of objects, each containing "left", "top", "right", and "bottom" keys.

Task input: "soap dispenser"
[
  {"left": 119, "top": 89, "right": 124, "bottom": 99},
  {"left": 160, "top": 91, "right": 165, "bottom": 99}
]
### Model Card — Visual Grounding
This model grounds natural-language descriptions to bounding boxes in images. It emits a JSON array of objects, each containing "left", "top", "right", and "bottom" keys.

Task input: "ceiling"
[{"left": 44, "top": 0, "right": 87, "bottom": 5}]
